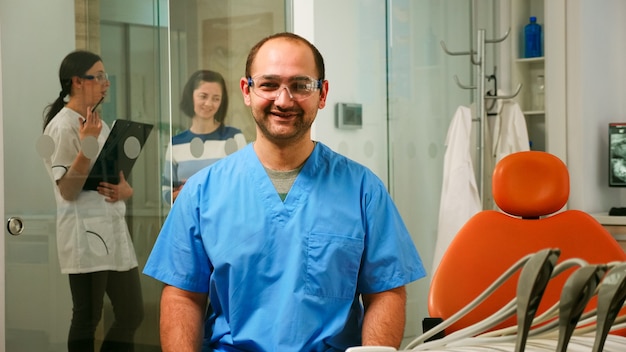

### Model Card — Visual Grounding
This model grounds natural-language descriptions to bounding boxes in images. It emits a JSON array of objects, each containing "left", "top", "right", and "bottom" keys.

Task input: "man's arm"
[
  {"left": 361, "top": 286, "right": 407, "bottom": 348},
  {"left": 160, "top": 284, "right": 208, "bottom": 352}
]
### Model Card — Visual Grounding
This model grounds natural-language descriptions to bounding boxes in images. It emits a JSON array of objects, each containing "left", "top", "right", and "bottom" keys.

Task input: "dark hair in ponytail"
[{"left": 43, "top": 50, "right": 102, "bottom": 131}]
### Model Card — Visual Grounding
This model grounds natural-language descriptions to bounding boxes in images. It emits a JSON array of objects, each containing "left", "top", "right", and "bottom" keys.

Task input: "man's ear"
[
  {"left": 240, "top": 77, "right": 251, "bottom": 106},
  {"left": 318, "top": 80, "right": 329, "bottom": 109}
]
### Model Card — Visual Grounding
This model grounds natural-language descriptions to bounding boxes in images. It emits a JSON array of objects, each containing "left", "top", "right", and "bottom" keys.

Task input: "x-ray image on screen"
[{"left": 609, "top": 123, "right": 626, "bottom": 187}]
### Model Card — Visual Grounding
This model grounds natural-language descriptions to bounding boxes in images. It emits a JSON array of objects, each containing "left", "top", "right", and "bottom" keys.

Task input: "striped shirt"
[{"left": 162, "top": 125, "right": 247, "bottom": 203}]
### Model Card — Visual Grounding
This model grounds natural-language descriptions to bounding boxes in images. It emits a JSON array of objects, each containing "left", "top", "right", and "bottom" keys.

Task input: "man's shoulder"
[
  {"left": 316, "top": 142, "right": 374, "bottom": 175},
  {"left": 311, "top": 143, "right": 388, "bottom": 194},
  {"left": 206, "top": 143, "right": 253, "bottom": 170},
  {"left": 184, "top": 144, "right": 253, "bottom": 190}
]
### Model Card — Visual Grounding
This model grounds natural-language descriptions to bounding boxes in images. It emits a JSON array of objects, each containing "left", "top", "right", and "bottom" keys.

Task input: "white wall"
[
  {"left": 303, "top": 0, "right": 390, "bottom": 184},
  {"left": 565, "top": 0, "right": 626, "bottom": 213}
]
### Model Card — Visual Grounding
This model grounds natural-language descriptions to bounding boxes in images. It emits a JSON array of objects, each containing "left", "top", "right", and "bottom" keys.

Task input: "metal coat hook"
[
  {"left": 439, "top": 40, "right": 481, "bottom": 66},
  {"left": 484, "top": 83, "right": 523, "bottom": 100},
  {"left": 440, "top": 28, "right": 512, "bottom": 65},
  {"left": 485, "top": 27, "right": 511, "bottom": 44},
  {"left": 439, "top": 40, "right": 476, "bottom": 57},
  {"left": 441, "top": 21, "right": 520, "bottom": 208},
  {"left": 453, "top": 75, "right": 476, "bottom": 90},
  {"left": 485, "top": 72, "right": 498, "bottom": 112}
]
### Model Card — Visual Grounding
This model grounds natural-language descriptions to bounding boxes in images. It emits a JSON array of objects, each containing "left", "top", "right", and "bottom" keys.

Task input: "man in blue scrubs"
[{"left": 143, "top": 32, "right": 426, "bottom": 351}]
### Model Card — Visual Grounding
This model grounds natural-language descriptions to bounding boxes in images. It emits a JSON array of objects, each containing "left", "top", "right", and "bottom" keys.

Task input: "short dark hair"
[
  {"left": 179, "top": 70, "right": 229, "bottom": 123},
  {"left": 244, "top": 32, "right": 325, "bottom": 80}
]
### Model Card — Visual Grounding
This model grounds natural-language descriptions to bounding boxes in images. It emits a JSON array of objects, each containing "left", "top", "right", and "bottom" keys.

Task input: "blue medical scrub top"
[{"left": 144, "top": 142, "right": 426, "bottom": 351}]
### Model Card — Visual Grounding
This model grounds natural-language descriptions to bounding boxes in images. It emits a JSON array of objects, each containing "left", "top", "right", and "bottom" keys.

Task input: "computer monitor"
[{"left": 609, "top": 123, "right": 626, "bottom": 187}]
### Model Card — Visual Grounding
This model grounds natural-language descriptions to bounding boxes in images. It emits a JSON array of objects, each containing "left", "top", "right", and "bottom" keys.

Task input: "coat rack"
[{"left": 441, "top": 28, "right": 522, "bottom": 207}]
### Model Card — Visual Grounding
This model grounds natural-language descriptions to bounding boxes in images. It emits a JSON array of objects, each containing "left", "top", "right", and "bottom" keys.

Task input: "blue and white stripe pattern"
[{"left": 162, "top": 126, "right": 247, "bottom": 203}]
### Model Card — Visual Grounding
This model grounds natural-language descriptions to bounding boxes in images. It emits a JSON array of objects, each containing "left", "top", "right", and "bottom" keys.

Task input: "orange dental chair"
[{"left": 427, "top": 151, "right": 626, "bottom": 335}]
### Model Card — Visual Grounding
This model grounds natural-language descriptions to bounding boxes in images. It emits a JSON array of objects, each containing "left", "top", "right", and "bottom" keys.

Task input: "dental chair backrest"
[{"left": 428, "top": 151, "right": 626, "bottom": 334}]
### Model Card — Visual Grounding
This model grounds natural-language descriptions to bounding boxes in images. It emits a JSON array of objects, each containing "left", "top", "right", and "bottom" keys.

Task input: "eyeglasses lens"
[
  {"left": 96, "top": 73, "right": 109, "bottom": 83},
  {"left": 249, "top": 76, "right": 320, "bottom": 101}
]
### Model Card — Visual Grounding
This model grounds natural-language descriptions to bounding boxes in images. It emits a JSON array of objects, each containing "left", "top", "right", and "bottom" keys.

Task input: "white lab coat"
[
  {"left": 433, "top": 106, "right": 481, "bottom": 274},
  {"left": 433, "top": 100, "right": 529, "bottom": 273}
]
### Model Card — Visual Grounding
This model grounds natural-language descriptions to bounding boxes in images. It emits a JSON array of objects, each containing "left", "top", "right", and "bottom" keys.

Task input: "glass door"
[
  {"left": 386, "top": 0, "right": 496, "bottom": 341},
  {"left": 1, "top": 1, "right": 167, "bottom": 350},
  {"left": 2, "top": 2, "right": 83, "bottom": 350}
]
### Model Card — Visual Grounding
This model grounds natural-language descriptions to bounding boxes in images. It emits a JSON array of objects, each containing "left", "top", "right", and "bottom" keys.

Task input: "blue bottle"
[{"left": 524, "top": 16, "right": 542, "bottom": 58}]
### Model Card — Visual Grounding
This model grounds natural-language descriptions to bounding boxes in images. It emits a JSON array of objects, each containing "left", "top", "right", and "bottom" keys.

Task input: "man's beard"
[{"left": 253, "top": 109, "right": 313, "bottom": 144}]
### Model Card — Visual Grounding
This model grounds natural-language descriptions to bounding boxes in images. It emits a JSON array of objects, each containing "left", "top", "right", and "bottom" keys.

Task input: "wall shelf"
[
  {"left": 516, "top": 56, "right": 545, "bottom": 63},
  {"left": 511, "top": 0, "right": 545, "bottom": 151}
]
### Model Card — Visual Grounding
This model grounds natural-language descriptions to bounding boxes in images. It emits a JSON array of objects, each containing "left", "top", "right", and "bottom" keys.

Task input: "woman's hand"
[
  {"left": 79, "top": 107, "right": 102, "bottom": 140},
  {"left": 98, "top": 171, "right": 133, "bottom": 202},
  {"left": 57, "top": 107, "right": 104, "bottom": 201}
]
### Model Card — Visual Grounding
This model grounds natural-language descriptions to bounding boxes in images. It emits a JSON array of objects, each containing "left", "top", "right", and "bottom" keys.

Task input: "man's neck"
[{"left": 254, "top": 137, "right": 315, "bottom": 171}]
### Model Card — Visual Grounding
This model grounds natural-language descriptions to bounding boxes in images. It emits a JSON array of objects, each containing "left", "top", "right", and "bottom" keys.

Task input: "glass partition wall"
[
  {"left": 99, "top": 2, "right": 168, "bottom": 350},
  {"left": 386, "top": 0, "right": 496, "bottom": 343}
]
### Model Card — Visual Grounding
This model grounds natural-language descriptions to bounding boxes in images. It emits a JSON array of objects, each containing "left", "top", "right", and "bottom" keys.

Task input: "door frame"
[{"left": 0, "top": 19, "right": 7, "bottom": 352}]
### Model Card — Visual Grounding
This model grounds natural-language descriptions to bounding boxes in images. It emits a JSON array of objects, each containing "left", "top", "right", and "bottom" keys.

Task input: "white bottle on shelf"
[{"left": 531, "top": 74, "right": 545, "bottom": 111}]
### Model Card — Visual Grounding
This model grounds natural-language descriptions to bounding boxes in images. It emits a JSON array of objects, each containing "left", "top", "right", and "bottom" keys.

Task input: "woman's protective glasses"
[
  {"left": 81, "top": 72, "right": 109, "bottom": 84},
  {"left": 247, "top": 75, "right": 322, "bottom": 101}
]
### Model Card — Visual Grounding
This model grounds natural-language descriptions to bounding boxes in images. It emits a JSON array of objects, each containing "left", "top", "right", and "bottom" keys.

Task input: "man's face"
[{"left": 240, "top": 38, "right": 328, "bottom": 145}]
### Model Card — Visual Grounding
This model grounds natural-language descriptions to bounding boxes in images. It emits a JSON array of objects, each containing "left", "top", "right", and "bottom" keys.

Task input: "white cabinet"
[{"left": 591, "top": 213, "right": 626, "bottom": 253}]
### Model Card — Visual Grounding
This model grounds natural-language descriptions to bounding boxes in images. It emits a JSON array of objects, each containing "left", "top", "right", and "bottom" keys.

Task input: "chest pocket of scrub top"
[{"left": 306, "top": 233, "right": 363, "bottom": 299}]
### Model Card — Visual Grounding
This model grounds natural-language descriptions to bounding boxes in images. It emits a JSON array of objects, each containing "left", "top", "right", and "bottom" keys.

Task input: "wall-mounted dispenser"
[{"left": 335, "top": 103, "right": 362, "bottom": 129}]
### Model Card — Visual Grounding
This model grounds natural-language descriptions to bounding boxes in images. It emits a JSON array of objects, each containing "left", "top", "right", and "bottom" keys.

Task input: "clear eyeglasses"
[
  {"left": 247, "top": 75, "right": 322, "bottom": 101},
  {"left": 81, "top": 72, "right": 109, "bottom": 84}
]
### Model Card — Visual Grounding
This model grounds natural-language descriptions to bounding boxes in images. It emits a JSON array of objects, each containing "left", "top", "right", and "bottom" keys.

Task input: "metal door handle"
[{"left": 7, "top": 216, "right": 24, "bottom": 236}]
